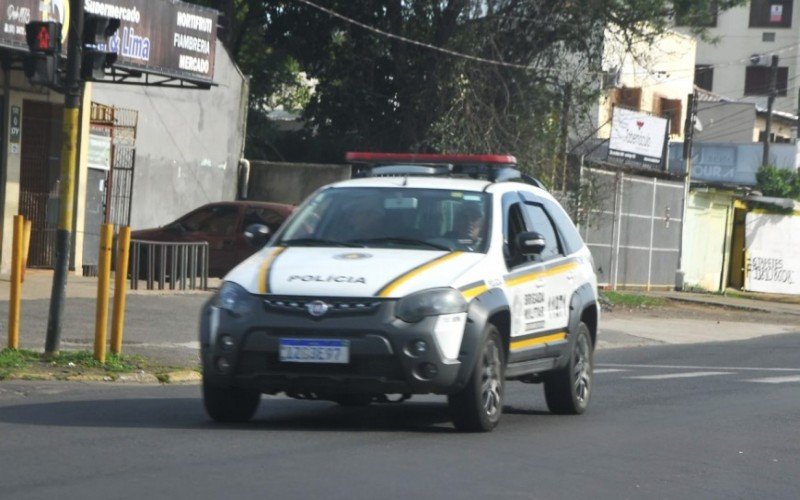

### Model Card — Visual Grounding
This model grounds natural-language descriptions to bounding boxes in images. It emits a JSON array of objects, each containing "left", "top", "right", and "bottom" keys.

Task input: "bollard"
[
  {"left": 7, "top": 215, "right": 24, "bottom": 349},
  {"left": 111, "top": 227, "right": 131, "bottom": 355},
  {"left": 94, "top": 224, "right": 114, "bottom": 363},
  {"left": 21, "top": 219, "right": 31, "bottom": 283}
]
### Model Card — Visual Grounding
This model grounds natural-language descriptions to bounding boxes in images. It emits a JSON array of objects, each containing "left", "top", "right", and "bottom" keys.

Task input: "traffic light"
[
  {"left": 81, "top": 14, "right": 120, "bottom": 81},
  {"left": 24, "top": 21, "right": 62, "bottom": 87}
]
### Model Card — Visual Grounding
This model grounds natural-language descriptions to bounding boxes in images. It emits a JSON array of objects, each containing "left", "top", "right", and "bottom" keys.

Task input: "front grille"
[
  {"left": 238, "top": 352, "right": 404, "bottom": 381},
  {"left": 263, "top": 296, "right": 384, "bottom": 316}
]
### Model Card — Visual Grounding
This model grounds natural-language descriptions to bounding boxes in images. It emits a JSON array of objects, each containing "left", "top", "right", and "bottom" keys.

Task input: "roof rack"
[{"left": 347, "top": 152, "right": 546, "bottom": 189}]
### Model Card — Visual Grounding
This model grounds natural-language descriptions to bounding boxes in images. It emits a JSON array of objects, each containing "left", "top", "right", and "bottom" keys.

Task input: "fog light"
[
  {"left": 215, "top": 357, "right": 231, "bottom": 374},
  {"left": 220, "top": 334, "right": 235, "bottom": 350},
  {"left": 416, "top": 362, "right": 438, "bottom": 380}
]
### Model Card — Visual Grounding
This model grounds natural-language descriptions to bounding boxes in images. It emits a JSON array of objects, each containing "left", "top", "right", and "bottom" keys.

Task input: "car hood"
[{"left": 226, "top": 246, "right": 486, "bottom": 298}]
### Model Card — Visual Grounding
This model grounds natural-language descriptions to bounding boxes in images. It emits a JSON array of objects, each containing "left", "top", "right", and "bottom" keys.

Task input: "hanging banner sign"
[
  {"left": 0, "top": 0, "right": 218, "bottom": 84},
  {"left": 608, "top": 107, "right": 669, "bottom": 165}
]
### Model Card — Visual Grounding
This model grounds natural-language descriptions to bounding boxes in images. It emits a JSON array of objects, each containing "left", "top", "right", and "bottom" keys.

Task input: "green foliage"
[
  {"left": 601, "top": 291, "right": 666, "bottom": 309},
  {"left": 755, "top": 165, "right": 800, "bottom": 200},
  {"left": 187, "top": 0, "right": 745, "bottom": 168}
]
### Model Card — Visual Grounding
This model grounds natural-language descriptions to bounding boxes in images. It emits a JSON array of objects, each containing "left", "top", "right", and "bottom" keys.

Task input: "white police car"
[{"left": 200, "top": 153, "right": 599, "bottom": 432}]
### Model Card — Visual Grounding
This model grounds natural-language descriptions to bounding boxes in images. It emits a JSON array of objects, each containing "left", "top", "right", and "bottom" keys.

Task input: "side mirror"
[
  {"left": 244, "top": 223, "right": 270, "bottom": 248},
  {"left": 516, "top": 231, "right": 546, "bottom": 255}
]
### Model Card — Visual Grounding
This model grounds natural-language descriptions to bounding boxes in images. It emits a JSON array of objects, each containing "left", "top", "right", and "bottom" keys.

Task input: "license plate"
[{"left": 279, "top": 338, "right": 350, "bottom": 364}]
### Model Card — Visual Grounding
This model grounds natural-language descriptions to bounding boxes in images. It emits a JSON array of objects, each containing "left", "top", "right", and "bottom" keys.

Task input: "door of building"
[
  {"left": 728, "top": 207, "right": 747, "bottom": 289},
  {"left": 19, "top": 100, "right": 63, "bottom": 268}
]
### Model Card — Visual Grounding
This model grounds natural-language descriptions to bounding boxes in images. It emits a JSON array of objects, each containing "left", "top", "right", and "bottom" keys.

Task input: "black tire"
[
  {"left": 202, "top": 377, "right": 261, "bottom": 423},
  {"left": 333, "top": 394, "right": 373, "bottom": 407},
  {"left": 448, "top": 325, "right": 505, "bottom": 432},
  {"left": 544, "top": 322, "right": 593, "bottom": 415}
]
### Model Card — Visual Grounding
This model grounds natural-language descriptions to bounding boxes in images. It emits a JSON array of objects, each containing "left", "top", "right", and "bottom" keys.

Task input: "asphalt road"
[{"left": 0, "top": 332, "right": 798, "bottom": 499}]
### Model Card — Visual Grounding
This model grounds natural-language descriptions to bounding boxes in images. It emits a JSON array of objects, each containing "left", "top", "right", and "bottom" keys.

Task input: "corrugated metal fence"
[{"left": 580, "top": 167, "right": 684, "bottom": 290}]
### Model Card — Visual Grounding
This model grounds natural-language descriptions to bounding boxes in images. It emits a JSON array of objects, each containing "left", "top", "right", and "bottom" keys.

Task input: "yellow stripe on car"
[
  {"left": 504, "top": 261, "right": 578, "bottom": 288},
  {"left": 258, "top": 247, "right": 286, "bottom": 294},
  {"left": 510, "top": 332, "right": 567, "bottom": 351},
  {"left": 461, "top": 283, "right": 488, "bottom": 300},
  {"left": 377, "top": 252, "right": 463, "bottom": 297}
]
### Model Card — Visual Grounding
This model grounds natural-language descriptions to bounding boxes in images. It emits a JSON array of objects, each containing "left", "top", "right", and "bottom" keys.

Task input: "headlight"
[
  {"left": 395, "top": 288, "right": 467, "bottom": 323},
  {"left": 213, "top": 281, "right": 253, "bottom": 317}
]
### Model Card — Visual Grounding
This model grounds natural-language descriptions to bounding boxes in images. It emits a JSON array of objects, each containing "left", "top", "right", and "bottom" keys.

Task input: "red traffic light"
[
  {"left": 25, "top": 21, "right": 61, "bottom": 54},
  {"left": 36, "top": 26, "right": 51, "bottom": 51}
]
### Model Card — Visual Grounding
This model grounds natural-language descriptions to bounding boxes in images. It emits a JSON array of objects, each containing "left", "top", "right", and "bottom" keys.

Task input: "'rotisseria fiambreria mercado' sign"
[{"left": 0, "top": 0, "right": 218, "bottom": 84}]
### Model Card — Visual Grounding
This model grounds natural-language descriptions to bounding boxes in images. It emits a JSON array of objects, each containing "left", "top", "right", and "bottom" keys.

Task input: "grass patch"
[
  {"left": 0, "top": 348, "right": 186, "bottom": 381},
  {"left": 601, "top": 291, "right": 666, "bottom": 309}
]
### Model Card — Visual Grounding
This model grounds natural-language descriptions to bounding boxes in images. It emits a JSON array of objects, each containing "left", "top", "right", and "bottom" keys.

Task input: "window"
[
  {"left": 652, "top": 97, "right": 683, "bottom": 135},
  {"left": 744, "top": 66, "right": 789, "bottom": 96},
  {"left": 243, "top": 207, "right": 284, "bottom": 232},
  {"left": 542, "top": 199, "right": 584, "bottom": 255},
  {"left": 610, "top": 87, "right": 642, "bottom": 111},
  {"left": 750, "top": 0, "right": 793, "bottom": 27},
  {"left": 504, "top": 201, "right": 528, "bottom": 269},
  {"left": 522, "top": 203, "right": 563, "bottom": 262},
  {"left": 694, "top": 65, "right": 714, "bottom": 91},
  {"left": 179, "top": 206, "right": 239, "bottom": 235}
]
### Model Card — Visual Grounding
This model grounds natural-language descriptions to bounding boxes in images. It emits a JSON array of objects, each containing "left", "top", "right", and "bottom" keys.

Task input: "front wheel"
[
  {"left": 202, "top": 376, "right": 261, "bottom": 422},
  {"left": 448, "top": 325, "right": 505, "bottom": 432},
  {"left": 544, "top": 322, "right": 593, "bottom": 415}
]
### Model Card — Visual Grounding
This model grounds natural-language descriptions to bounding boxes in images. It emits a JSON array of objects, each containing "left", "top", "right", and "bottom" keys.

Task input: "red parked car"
[{"left": 130, "top": 201, "right": 294, "bottom": 277}]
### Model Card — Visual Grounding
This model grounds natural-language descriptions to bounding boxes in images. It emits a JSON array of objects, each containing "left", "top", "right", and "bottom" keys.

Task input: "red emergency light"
[{"left": 345, "top": 152, "right": 517, "bottom": 165}]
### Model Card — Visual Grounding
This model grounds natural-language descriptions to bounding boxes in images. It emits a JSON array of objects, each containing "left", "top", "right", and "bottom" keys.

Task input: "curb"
[
  {"left": 2, "top": 370, "right": 198, "bottom": 384},
  {"left": 660, "top": 296, "right": 794, "bottom": 315}
]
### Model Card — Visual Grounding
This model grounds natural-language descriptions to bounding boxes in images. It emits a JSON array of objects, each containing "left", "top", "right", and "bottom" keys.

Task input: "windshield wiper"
[
  {"left": 280, "top": 238, "right": 363, "bottom": 248},
  {"left": 349, "top": 237, "right": 452, "bottom": 251}
]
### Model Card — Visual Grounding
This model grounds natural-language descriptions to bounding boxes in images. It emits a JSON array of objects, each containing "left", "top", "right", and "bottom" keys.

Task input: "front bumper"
[{"left": 200, "top": 295, "right": 469, "bottom": 396}]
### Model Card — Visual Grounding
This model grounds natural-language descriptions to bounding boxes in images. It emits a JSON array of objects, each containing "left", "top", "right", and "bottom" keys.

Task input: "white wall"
[{"left": 745, "top": 210, "right": 800, "bottom": 295}]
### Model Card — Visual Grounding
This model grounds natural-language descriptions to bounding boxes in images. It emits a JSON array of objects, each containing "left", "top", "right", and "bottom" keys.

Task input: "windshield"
[{"left": 278, "top": 187, "right": 491, "bottom": 252}]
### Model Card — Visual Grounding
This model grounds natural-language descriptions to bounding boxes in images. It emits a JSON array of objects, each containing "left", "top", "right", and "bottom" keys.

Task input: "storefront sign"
[
  {"left": 745, "top": 211, "right": 800, "bottom": 295},
  {"left": 88, "top": 133, "right": 112, "bottom": 170},
  {"left": 9, "top": 105, "right": 21, "bottom": 143},
  {"left": 0, "top": 0, "right": 218, "bottom": 84},
  {"left": 608, "top": 107, "right": 669, "bottom": 165}
]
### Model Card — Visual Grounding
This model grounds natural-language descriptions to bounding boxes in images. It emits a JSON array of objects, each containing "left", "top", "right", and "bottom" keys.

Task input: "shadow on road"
[
  {"left": 0, "top": 394, "right": 557, "bottom": 432},
  {"left": 0, "top": 396, "right": 473, "bottom": 433}
]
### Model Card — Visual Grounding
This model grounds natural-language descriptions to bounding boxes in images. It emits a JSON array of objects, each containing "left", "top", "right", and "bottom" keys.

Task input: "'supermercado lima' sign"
[{"left": 0, "top": 0, "right": 218, "bottom": 84}]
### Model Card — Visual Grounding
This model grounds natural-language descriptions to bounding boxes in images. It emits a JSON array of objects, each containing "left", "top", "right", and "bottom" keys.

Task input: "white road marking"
[
  {"left": 598, "top": 363, "right": 800, "bottom": 373},
  {"left": 745, "top": 375, "right": 800, "bottom": 384},
  {"left": 594, "top": 368, "right": 628, "bottom": 374},
  {"left": 627, "top": 371, "right": 732, "bottom": 380}
]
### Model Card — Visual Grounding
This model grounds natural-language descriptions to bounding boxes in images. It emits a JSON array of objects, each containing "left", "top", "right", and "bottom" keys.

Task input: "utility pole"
[
  {"left": 44, "top": 0, "right": 84, "bottom": 356},
  {"left": 762, "top": 55, "right": 779, "bottom": 167},
  {"left": 676, "top": 92, "right": 696, "bottom": 290}
]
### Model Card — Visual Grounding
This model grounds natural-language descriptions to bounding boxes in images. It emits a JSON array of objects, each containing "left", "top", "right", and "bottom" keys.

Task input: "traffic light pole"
[{"left": 45, "top": 0, "right": 85, "bottom": 356}]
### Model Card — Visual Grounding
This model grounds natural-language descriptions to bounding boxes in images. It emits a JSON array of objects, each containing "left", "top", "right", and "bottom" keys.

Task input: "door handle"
[{"left": 566, "top": 272, "right": 575, "bottom": 281}]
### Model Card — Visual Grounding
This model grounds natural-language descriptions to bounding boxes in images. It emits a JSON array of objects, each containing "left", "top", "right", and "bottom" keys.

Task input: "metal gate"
[
  {"left": 82, "top": 103, "right": 138, "bottom": 275},
  {"left": 19, "top": 100, "right": 62, "bottom": 268},
  {"left": 580, "top": 167, "right": 684, "bottom": 290}
]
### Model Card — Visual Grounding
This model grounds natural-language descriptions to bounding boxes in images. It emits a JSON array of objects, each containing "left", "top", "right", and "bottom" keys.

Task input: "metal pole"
[
  {"left": 45, "top": 0, "right": 85, "bottom": 356},
  {"left": 676, "top": 92, "right": 695, "bottom": 288},
  {"left": 762, "top": 55, "right": 778, "bottom": 167},
  {"left": 8, "top": 215, "right": 24, "bottom": 349},
  {"left": 111, "top": 226, "right": 131, "bottom": 354},
  {"left": 94, "top": 224, "right": 114, "bottom": 363}
]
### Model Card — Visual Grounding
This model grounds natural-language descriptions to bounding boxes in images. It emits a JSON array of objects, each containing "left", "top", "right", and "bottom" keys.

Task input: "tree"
[
  {"left": 191, "top": 0, "right": 746, "bottom": 174},
  {"left": 756, "top": 165, "right": 800, "bottom": 200}
]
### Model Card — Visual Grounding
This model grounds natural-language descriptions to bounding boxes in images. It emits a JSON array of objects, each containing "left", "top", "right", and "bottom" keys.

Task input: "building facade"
[{"left": 0, "top": 0, "right": 247, "bottom": 276}]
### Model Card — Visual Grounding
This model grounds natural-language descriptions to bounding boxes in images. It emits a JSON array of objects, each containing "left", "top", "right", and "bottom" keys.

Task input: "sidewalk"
[
  {"left": 0, "top": 269, "right": 221, "bottom": 301},
  {"left": 642, "top": 290, "right": 800, "bottom": 317}
]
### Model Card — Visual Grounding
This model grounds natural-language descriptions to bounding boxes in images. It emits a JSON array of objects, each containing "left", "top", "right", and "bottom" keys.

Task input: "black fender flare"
[
  {"left": 555, "top": 283, "right": 597, "bottom": 369},
  {"left": 453, "top": 287, "right": 511, "bottom": 390}
]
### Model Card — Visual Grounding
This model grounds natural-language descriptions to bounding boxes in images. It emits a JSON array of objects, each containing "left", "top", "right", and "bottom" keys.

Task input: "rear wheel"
[
  {"left": 202, "top": 376, "right": 261, "bottom": 422},
  {"left": 544, "top": 322, "right": 593, "bottom": 415},
  {"left": 448, "top": 325, "right": 505, "bottom": 432}
]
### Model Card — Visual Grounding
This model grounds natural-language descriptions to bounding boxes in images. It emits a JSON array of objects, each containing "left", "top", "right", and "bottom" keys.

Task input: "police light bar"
[{"left": 346, "top": 152, "right": 517, "bottom": 165}]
